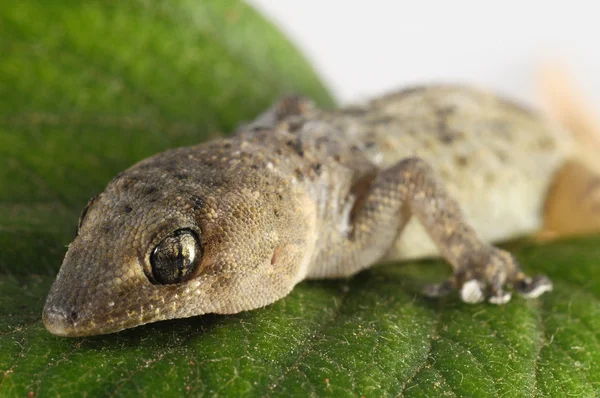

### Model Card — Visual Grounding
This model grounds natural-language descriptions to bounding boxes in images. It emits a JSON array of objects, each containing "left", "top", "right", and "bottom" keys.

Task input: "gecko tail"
[
  {"left": 542, "top": 160, "right": 600, "bottom": 238},
  {"left": 537, "top": 63, "right": 600, "bottom": 239},
  {"left": 537, "top": 63, "right": 600, "bottom": 154}
]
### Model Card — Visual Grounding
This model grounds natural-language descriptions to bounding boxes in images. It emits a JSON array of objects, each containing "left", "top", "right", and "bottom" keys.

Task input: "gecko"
[{"left": 42, "top": 85, "right": 600, "bottom": 337}]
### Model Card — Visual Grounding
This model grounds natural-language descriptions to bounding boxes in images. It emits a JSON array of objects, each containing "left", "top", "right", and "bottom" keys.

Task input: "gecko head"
[{"left": 43, "top": 145, "right": 312, "bottom": 337}]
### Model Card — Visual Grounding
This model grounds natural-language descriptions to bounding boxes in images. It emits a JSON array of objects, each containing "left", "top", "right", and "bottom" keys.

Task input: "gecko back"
[{"left": 315, "top": 86, "right": 577, "bottom": 260}]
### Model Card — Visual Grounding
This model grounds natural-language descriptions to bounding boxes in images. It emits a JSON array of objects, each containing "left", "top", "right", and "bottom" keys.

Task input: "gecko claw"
[{"left": 515, "top": 275, "right": 553, "bottom": 298}]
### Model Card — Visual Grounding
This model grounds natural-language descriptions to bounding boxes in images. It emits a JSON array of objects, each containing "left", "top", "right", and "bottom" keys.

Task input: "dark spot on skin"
[
  {"left": 439, "top": 134, "right": 454, "bottom": 144},
  {"left": 537, "top": 137, "right": 556, "bottom": 150},
  {"left": 312, "top": 163, "right": 322, "bottom": 175},
  {"left": 223, "top": 142, "right": 232, "bottom": 149},
  {"left": 144, "top": 186, "right": 158, "bottom": 195},
  {"left": 351, "top": 145, "right": 360, "bottom": 153},
  {"left": 315, "top": 136, "right": 330, "bottom": 149},
  {"left": 437, "top": 105, "right": 456, "bottom": 117},
  {"left": 369, "top": 116, "right": 394, "bottom": 125},
  {"left": 440, "top": 130, "right": 465, "bottom": 144},
  {"left": 333, "top": 154, "right": 342, "bottom": 162},
  {"left": 273, "top": 209, "right": 280, "bottom": 218},
  {"left": 275, "top": 95, "right": 311, "bottom": 120},
  {"left": 190, "top": 196, "right": 204, "bottom": 210},
  {"left": 277, "top": 193, "right": 283, "bottom": 201},
  {"left": 251, "top": 164, "right": 260, "bottom": 170},
  {"left": 69, "top": 311, "right": 78, "bottom": 322},
  {"left": 124, "top": 205, "right": 133, "bottom": 213},
  {"left": 422, "top": 138, "right": 434, "bottom": 150},
  {"left": 495, "top": 149, "right": 509, "bottom": 163},
  {"left": 455, "top": 155, "right": 469, "bottom": 167},
  {"left": 206, "top": 178, "right": 226, "bottom": 188},
  {"left": 287, "top": 119, "right": 305, "bottom": 133},
  {"left": 436, "top": 106, "right": 458, "bottom": 144},
  {"left": 340, "top": 106, "right": 367, "bottom": 117},
  {"left": 117, "top": 176, "right": 139, "bottom": 189},
  {"left": 137, "top": 163, "right": 153, "bottom": 170},
  {"left": 175, "top": 173, "right": 188, "bottom": 181},
  {"left": 249, "top": 125, "right": 271, "bottom": 133},
  {"left": 286, "top": 138, "right": 304, "bottom": 157},
  {"left": 294, "top": 169, "right": 305, "bottom": 181},
  {"left": 365, "top": 141, "right": 376, "bottom": 149}
]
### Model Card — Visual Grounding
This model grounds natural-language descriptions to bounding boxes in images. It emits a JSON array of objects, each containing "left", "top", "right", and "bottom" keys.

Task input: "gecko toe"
[
  {"left": 460, "top": 279, "right": 486, "bottom": 304},
  {"left": 488, "top": 290, "right": 512, "bottom": 305}
]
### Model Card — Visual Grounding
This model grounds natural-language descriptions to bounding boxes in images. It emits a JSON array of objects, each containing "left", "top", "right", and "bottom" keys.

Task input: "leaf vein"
[
  {"left": 396, "top": 300, "right": 443, "bottom": 396},
  {"left": 266, "top": 286, "right": 351, "bottom": 396}
]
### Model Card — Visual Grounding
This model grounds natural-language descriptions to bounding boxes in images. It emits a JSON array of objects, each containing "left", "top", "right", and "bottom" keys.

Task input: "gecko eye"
[{"left": 150, "top": 229, "right": 202, "bottom": 284}]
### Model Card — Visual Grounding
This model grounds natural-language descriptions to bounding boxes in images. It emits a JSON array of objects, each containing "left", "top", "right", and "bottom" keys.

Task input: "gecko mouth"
[
  {"left": 43, "top": 290, "right": 141, "bottom": 337},
  {"left": 43, "top": 309, "right": 130, "bottom": 337},
  {"left": 42, "top": 298, "right": 138, "bottom": 337},
  {"left": 42, "top": 270, "right": 134, "bottom": 337},
  {"left": 42, "top": 288, "right": 107, "bottom": 337},
  {"left": 42, "top": 264, "right": 207, "bottom": 337}
]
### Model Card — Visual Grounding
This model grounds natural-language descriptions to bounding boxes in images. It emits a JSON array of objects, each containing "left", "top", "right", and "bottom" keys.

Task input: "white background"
[{"left": 249, "top": 0, "right": 600, "bottom": 109}]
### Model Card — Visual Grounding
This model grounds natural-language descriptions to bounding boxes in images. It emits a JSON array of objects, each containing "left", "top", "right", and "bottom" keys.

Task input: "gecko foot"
[
  {"left": 423, "top": 248, "right": 552, "bottom": 305},
  {"left": 422, "top": 279, "right": 455, "bottom": 298}
]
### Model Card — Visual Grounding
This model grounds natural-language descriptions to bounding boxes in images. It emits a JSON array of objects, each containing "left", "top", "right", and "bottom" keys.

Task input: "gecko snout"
[
  {"left": 42, "top": 268, "right": 97, "bottom": 337},
  {"left": 43, "top": 294, "right": 107, "bottom": 337},
  {"left": 42, "top": 305, "right": 79, "bottom": 337}
]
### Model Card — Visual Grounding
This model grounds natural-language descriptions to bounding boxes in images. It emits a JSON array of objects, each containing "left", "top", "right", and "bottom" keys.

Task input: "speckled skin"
[{"left": 43, "top": 86, "right": 589, "bottom": 336}]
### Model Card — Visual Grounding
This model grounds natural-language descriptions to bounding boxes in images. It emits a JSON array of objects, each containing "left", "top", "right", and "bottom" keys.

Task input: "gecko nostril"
[{"left": 42, "top": 307, "right": 71, "bottom": 336}]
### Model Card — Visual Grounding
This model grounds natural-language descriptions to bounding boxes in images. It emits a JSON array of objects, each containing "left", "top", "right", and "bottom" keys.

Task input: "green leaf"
[{"left": 1, "top": 1, "right": 598, "bottom": 397}]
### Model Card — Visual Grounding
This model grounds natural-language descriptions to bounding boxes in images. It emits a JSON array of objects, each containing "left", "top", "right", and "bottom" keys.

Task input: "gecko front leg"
[{"left": 346, "top": 157, "right": 553, "bottom": 304}]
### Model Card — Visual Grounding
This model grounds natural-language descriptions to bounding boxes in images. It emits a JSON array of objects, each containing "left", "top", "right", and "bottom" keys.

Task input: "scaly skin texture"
[{"left": 43, "top": 85, "right": 596, "bottom": 336}]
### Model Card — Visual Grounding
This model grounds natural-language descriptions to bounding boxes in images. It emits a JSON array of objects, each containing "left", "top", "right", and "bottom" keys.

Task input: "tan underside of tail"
[
  {"left": 541, "top": 160, "right": 600, "bottom": 238},
  {"left": 538, "top": 64, "right": 600, "bottom": 238}
]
